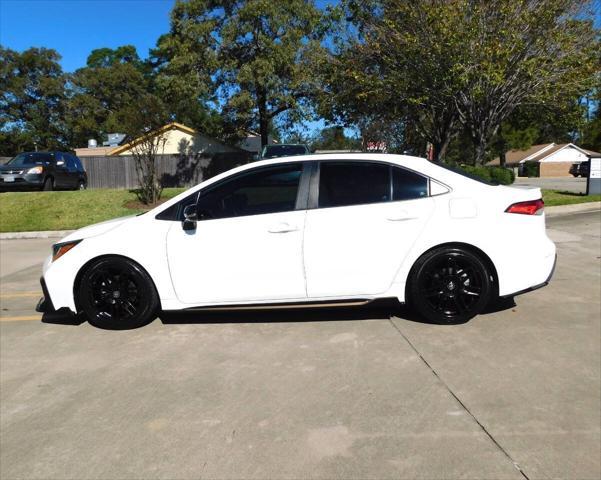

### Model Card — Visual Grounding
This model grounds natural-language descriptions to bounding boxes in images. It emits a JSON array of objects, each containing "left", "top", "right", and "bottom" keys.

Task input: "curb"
[
  {"left": 545, "top": 201, "right": 601, "bottom": 217},
  {"left": 1, "top": 201, "right": 599, "bottom": 240},
  {"left": 0, "top": 230, "right": 74, "bottom": 240}
]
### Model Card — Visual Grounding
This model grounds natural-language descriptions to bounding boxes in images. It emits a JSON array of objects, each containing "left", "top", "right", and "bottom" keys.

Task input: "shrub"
[
  {"left": 456, "top": 165, "right": 515, "bottom": 185},
  {"left": 521, "top": 161, "right": 539, "bottom": 178}
]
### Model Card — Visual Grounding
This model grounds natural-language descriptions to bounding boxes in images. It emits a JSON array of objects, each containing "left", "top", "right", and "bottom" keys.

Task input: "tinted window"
[
  {"left": 7, "top": 152, "right": 53, "bottom": 166},
  {"left": 196, "top": 164, "right": 302, "bottom": 220},
  {"left": 262, "top": 145, "right": 308, "bottom": 159},
  {"left": 318, "top": 162, "right": 390, "bottom": 208},
  {"left": 392, "top": 167, "right": 428, "bottom": 200}
]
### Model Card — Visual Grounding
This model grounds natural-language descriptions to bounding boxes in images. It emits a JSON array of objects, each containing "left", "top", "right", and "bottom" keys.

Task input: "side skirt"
[{"left": 181, "top": 299, "right": 374, "bottom": 312}]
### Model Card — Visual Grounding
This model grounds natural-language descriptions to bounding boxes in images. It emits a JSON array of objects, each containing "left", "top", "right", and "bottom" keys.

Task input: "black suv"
[{"left": 0, "top": 152, "right": 87, "bottom": 192}]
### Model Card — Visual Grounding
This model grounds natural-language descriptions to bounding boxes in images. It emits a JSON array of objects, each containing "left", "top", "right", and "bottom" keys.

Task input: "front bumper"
[
  {"left": 36, "top": 277, "right": 81, "bottom": 324},
  {"left": 0, "top": 174, "right": 44, "bottom": 190}
]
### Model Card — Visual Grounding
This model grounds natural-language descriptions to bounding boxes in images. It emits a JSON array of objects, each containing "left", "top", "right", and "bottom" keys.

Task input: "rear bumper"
[
  {"left": 501, "top": 253, "right": 557, "bottom": 298},
  {"left": 36, "top": 277, "right": 80, "bottom": 323}
]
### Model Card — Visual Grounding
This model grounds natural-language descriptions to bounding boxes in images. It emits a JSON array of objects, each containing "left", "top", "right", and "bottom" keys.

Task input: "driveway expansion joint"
[{"left": 388, "top": 317, "right": 530, "bottom": 480}]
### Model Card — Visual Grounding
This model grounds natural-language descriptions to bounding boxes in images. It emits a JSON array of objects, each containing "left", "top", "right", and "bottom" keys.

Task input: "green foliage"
[
  {"left": 323, "top": 0, "right": 599, "bottom": 164},
  {"left": 311, "top": 126, "right": 361, "bottom": 151},
  {"left": 0, "top": 47, "right": 67, "bottom": 155},
  {"left": 522, "top": 162, "right": 540, "bottom": 178},
  {"left": 457, "top": 165, "right": 515, "bottom": 185},
  {"left": 159, "top": 0, "right": 329, "bottom": 146}
]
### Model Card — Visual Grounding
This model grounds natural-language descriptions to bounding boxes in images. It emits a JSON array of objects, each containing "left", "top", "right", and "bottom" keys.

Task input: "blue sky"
[
  {"left": 0, "top": 0, "right": 175, "bottom": 72},
  {"left": 0, "top": 0, "right": 338, "bottom": 72}
]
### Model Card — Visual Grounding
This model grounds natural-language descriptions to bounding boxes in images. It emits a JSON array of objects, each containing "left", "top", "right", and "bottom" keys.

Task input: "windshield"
[
  {"left": 7, "top": 152, "right": 52, "bottom": 166},
  {"left": 261, "top": 145, "right": 308, "bottom": 159}
]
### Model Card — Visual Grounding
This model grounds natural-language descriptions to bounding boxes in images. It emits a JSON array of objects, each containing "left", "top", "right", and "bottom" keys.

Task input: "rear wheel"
[
  {"left": 407, "top": 247, "right": 493, "bottom": 324},
  {"left": 78, "top": 257, "right": 159, "bottom": 329}
]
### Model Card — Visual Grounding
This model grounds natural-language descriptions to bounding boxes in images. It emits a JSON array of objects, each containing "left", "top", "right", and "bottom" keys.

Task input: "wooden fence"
[{"left": 80, "top": 152, "right": 254, "bottom": 189}]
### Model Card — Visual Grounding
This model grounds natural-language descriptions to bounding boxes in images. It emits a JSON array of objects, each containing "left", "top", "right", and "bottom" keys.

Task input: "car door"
[
  {"left": 51, "top": 153, "right": 72, "bottom": 188},
  {"left": 303, "top": 161, "right": 435, "bottom": 298},
  {"left": 166, "top": 162, "right": 309, "bottom": 305},
  {"left": 64, "top": 154, "right": 81, "bottom": 187}
]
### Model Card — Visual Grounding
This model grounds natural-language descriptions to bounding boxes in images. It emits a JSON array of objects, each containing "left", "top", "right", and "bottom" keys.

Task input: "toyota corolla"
[{"left": 37, "top": 154, "right": 556, "bottom": 329}]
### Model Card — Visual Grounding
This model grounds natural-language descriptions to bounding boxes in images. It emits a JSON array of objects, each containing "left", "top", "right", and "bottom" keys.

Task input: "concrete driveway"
[{"left": 1, "top": 211, "right": 600, "bottom": 479}]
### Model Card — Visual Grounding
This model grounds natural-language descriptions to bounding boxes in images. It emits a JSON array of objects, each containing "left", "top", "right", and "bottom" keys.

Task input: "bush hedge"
[{"left": 457, "top": 165, "right": 515, "bottom": 185}]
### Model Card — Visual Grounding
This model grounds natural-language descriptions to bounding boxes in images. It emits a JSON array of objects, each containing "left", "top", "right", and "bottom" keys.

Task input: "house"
[
  {"left": 237, "top": 130, "right": 277, "bottom": 154},
  {"left": 489, "top": 143, "right": 601, "bottom": 177},
  {"left": 109, "top": 122, "right": 240, "bottom": 156}
]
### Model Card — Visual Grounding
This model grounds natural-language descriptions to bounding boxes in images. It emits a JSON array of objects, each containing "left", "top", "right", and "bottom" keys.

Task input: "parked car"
[
  {"left": 569, "top": 163, "right": 581, "bottom": 177},
  {"left": 0, "top": 152, "right": 87, "bottom": 192},
  {"left": 37, "top": 154, "right": 556, "bottom": 329},
  {"left": 261, "top": 143, "right": 310, "bottom": 159},
  {"left": 579, "top": 161, "right": 590, "bottom": 178}
]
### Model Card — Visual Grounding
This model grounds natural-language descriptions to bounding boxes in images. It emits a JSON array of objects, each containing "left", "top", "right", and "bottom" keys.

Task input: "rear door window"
[{"left": 318, "top": 162, "right": 390, "bottom": 208}]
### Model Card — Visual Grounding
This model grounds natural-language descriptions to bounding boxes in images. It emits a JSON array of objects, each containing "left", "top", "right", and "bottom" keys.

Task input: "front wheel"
[
  {"left": 78, "top": 257, "right": 159, "bottom": 329},
  {"left": 407, "top": 247, "right": 493, "bottom": 324},
  {"left": 42, "top": 177, "right": 54, "bottom": 191}
]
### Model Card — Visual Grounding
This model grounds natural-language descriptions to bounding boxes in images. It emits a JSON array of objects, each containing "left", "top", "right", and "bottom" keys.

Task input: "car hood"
[
  {"left": 59, "top": 215, "right": 138, "bottom": 243},
  {"left": 0, "top": 164, "right": 29, "bottom": 172}
]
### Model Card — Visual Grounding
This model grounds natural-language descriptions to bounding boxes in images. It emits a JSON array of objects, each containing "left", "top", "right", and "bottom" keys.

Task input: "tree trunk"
[
  {"left": 474, "top": 138, "right": 487, "bottom": 166},
  {"left": 257, "top": 88, "right": 269, "bottom": 148},
  {"left": 499, "top": 150, "right": 506, "bottom": 168}
]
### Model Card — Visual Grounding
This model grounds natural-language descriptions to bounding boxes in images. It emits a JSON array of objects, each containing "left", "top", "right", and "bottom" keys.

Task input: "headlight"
[
  {"left": 52, "top": 240, "right": 82, "bottom": 262},
  {"left": 26, "top": 166, "right": 44, "bottom": 174}
]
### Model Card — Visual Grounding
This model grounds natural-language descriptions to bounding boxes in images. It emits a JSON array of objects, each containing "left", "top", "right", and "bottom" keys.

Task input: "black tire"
[
  {"left": 77, "top": 180, "right": 86, "bottom": 190},
  {"left": 77, "top": 257, "right": 159, "bottom": 329},
  {"left": 407, "top": 247, "right": 493, "bottom": 324},
  {"left": 43, "top": 177, "right": 54, "bottom": 191}
]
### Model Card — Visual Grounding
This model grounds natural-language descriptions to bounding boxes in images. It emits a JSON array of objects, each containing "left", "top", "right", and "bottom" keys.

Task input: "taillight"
[{"left": 505, "top": 199, "right": 544, "bottom": 215}]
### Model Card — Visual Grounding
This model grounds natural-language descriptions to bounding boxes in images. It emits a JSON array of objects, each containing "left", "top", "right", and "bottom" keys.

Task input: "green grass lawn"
[
  {"left": 542, "top": 190, "right": 601, "bottom": 207},
  {"left": 0, "top": 188, "right": 185, "bottom": 232},
  {"left": 0, "top": 187, "right": 599, "bottom": 233}
]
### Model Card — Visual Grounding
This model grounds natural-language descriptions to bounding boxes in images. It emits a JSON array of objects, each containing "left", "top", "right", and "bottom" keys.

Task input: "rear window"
[{"left": 262, "top": 145, "right": 308, "bottom": 159}]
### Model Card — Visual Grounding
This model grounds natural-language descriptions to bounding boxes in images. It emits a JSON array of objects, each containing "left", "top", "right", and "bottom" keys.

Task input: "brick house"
[{"left": 489, "top": 143, "right": 600, "bottom": 177}]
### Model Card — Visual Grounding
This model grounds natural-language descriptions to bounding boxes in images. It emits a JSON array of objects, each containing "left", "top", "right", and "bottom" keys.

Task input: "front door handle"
[{"left": 268, "top": 222, "right": 298, "bottom": 233}]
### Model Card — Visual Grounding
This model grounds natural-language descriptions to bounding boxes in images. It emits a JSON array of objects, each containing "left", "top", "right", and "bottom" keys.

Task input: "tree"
[
  {"left": 453, "top": 0, "right": 598, "bottom": 164},
  {"left": 320, "top": 0, "right": 467, "bottom": 161},
  {"left": 311, "top": 126, "right": 361, "bottom": 151},
  {"left": 0, "top": 47, "right": 67, "bottom": 155},
  {"left": 161, "top": 0, "right": 328, "bottom": 148},
  {"left": 119, "top": 94, "right": 170, "bottom": 205},
  {"left": 324, "top": 0, "right": 598, "bottom": 164},
  {"left": 65, "top": 46, "right": 150, "bottom": 148}
]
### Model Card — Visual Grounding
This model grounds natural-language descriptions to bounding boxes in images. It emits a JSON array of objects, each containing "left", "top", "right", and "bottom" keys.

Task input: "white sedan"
[{"left": 37, "top": 154, "right": 556, "bottom": 329}]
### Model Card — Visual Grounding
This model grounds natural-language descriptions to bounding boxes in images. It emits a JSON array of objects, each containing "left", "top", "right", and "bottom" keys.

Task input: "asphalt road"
[
  {"left": 514, "top": 176, "right": 587, "bottom": 193},
  {"left": 1, "top": 211, "right": 600, "bottom": 479}
]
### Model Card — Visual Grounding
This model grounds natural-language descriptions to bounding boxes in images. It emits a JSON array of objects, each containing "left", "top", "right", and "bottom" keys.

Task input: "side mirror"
[{"left": 182, "top": 204, "right": 197, "bottom": 231}]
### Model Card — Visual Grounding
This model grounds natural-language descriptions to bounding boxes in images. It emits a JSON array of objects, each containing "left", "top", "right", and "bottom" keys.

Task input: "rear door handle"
[
  {"left": 386, "top": 211, "right": 417, "bottom": 222},
  {"left": 268, "top": 222, "right": 299, "bottom": 233}
]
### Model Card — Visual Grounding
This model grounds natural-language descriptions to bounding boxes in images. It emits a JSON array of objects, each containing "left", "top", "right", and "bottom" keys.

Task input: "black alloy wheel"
[
  {"left": 78, "top": 257, "right": 159, "bottom": 329},
  {"left": 408, "top": 247, "right": 492, "bottom": 324}
]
